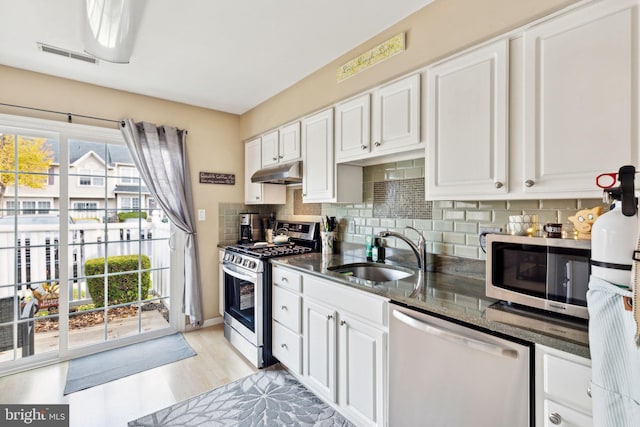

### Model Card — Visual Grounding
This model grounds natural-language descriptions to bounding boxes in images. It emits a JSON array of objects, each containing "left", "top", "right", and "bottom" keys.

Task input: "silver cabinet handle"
[
  {"left": 374, "top": 141, "right": 381, "bottom": 147},
  {"left": 281, "top": 343, "right": 288, "bottom": 350},
  {"left": 281, "top": 305, "right": 288, "bottom": 311},
  {"left": 340, "top": 320, "right": 347, "bottom": 326},
  {"left": 361, "top": 144, "right": 368, "bottom": 150},
  {"left": 587, "top": 387, "right": 592, "bottom": 398},
  {"left": 279, "top": 155, "right": 283, "bottom": 159},
  {"left": 327, "top": 314, "right": 333, "bottom": 320},
  {"left": 525, "top": 179, "right": 535, "bottom": 187},
  {"left": 281, "top": 276, "right": 288, "bottom": 282},
  {"left": 549, "top": 412, "right": 562, "bottom": 425},
  {"left": 272, "top": 156, "right": 277, "bottom": 161},
  {"left": 255, "top": 196, "right": 260, "bottom": 200},
  {"left": 494, "top": 182, "right": 503, "bottom": 189},
  {"left": 392, "top": 309, "right": 518, "bottom": 359}
]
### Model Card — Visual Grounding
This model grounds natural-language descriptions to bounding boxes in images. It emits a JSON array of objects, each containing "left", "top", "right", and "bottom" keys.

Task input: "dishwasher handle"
[{"left": 392, "top": 309, "right": 519, "bottom": 360}]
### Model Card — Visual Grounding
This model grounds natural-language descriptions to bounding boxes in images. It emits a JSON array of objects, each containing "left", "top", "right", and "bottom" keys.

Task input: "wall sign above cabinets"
[
  {"left": 199, "top": 171, "right": 235, "bottom": 185},
  {"left": 336, "top": 32, "right": 405, "bottom": 82}
]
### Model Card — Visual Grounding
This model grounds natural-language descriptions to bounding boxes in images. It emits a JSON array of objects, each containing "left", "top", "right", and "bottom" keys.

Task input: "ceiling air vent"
[{"left": 37, "top": 43, "right": 99, "bottom": 65}]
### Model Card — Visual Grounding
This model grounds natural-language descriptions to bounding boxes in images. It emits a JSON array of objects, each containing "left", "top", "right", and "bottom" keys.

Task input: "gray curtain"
[{"left": 120, "top": 118, "right": 202, "bottom": 326}]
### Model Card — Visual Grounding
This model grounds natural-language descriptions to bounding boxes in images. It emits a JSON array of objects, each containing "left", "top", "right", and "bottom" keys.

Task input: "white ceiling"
[{"left": 0, "top": 0, "right": 433, "bottom": 114}]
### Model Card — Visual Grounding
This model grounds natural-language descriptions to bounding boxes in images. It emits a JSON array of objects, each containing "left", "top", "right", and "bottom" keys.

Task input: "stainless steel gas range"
[{"left": 221, "top": 220, "right": 320, "bottom": 368}]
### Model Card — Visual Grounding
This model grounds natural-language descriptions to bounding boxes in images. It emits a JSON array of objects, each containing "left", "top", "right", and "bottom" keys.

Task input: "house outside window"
[
  {"left": 120, "top": 167, "right": 139, "bottom": 184},
  {"left": 78, "top": 168, "right": 104, "bottom": 187},
  {"left": 3, "top": 200, "right": 52, "bottom": 215},
  {"left": 73, "top": 201, "right": 98, "bottom": 212},
  {"left": 121, "top": 196, "right": 140, "bottom": 210}
]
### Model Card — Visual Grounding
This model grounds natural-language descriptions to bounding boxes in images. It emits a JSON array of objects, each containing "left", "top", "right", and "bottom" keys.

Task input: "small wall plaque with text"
[{"left": 199, "top": 172, "right": 235, "bottom": 185}]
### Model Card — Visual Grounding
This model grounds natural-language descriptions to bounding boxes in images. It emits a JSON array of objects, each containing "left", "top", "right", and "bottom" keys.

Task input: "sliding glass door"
[{"left": 0, "top": 115, "right": 179, "bottom": 371}]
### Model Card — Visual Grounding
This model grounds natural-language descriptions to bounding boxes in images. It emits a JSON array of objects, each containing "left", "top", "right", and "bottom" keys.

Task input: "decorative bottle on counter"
[
  {"left": 372, "top": 237, "right": 385, "bottom": 263},
  {"left": 366, "top": 235, "right": 373, "bottom": 261}
]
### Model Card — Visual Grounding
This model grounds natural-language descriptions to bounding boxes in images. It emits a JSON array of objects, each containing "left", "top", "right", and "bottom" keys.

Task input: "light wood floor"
[{"left": 0, "top": 324, "right": 258, "bottom": 427}]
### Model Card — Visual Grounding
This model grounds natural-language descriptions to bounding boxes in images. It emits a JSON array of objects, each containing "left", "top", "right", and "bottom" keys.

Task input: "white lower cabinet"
[
  {"left": 273, "top": 266, "right": 388, "bottom": 427},
  {"left": 272, "top": 267, "right": 303, "bottom": 375},
  {"left": 303, "top": 274, "right": 387, "bottom": 427},
  {"left": 535, "top": 344, "right": 592, "bottom": 426}
]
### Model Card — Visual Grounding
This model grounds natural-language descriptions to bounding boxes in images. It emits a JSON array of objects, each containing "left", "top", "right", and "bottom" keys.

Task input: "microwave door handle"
[
  {"left": 565, "top": 261, "right": 573, "bottom": 301},
  {"left": 222, "top": 264, "right": 257, "bottom": 283},
  {"left": 392, "top": 309, "right": 519, "bottom": 360}
]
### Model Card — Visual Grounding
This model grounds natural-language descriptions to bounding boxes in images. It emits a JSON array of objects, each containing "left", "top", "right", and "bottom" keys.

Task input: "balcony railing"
[{"left": 0, "top": 221, "right": 171, "bottom": 307}]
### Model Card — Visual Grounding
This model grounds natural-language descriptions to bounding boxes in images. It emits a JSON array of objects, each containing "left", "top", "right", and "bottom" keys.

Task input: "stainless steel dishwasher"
[{"left": 389, "top": 303, "right": 531, "bottom": 426}]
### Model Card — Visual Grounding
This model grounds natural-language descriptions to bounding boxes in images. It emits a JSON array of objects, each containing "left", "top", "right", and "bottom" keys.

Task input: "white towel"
[{"left": 587, "top": 276, "right": 640, "bottom": 426}]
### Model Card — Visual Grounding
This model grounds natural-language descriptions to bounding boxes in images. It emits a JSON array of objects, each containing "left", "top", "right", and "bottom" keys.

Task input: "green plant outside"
[
  {"left": 117, "top": 211, "right": 147, "bottom": 222},
  {"left": 85, "top": 255, "right": 151, "bottom": 308}
]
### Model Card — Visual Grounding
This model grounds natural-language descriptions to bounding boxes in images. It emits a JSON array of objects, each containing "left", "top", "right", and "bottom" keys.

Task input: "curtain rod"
[
  {"left": 0, "top": 102, "right": 124, "bottom": 126},
  {"left": 0, "top": 102, "right": 188, "bottom": 134}
]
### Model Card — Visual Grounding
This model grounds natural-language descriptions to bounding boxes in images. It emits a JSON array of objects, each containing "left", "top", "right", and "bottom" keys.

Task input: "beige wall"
[
  {"left": 0, "top": 64, "right": 242, "bottom": 322},
  {"left": 239, "top": 0, "right": 578, "bottom": 139}
]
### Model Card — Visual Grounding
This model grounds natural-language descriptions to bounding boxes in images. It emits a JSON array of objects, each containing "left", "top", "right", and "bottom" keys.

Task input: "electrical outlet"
[{"left": 479, "top": 227, "right": 502, "bottom": 251}]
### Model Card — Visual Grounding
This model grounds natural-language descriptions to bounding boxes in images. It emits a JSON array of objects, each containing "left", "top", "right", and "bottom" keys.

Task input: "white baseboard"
[{"left": 184, "top": 316, "right": 223, "bottom": 331}]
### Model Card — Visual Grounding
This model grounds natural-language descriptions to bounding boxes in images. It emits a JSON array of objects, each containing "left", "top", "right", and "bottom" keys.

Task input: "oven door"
[{"left": 222, "top": 262, "right": 263, "bottom": 347}]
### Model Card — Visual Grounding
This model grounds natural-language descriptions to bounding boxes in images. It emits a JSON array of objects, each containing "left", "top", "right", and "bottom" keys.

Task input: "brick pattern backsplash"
[{"left": 221, "top": 159, "right": 607, "bottom": 260}]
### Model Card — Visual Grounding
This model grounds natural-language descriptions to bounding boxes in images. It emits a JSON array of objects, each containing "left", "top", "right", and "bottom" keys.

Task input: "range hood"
[{"left": 251, "top": 161, "right": 302, "bottom": 184}]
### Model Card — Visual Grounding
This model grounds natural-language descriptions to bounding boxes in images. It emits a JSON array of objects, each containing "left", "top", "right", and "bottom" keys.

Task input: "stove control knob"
[{"left": 248, "top": 260, "right": 257, "bottom": 269}]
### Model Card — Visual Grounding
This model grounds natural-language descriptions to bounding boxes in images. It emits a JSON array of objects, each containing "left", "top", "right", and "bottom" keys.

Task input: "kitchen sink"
[{"left": 327, "top": 262, "right": 415, "bottom": 282}]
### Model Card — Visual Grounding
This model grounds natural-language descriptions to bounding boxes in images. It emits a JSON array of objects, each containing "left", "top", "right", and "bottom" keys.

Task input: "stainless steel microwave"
[{"left": 486, "top": 234, "right": 591, "bottom": 319}]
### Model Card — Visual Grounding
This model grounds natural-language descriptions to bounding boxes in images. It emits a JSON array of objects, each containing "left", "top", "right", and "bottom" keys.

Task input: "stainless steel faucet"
[{"left": 378, "top": 226, "right": 427, "bottom": 271}]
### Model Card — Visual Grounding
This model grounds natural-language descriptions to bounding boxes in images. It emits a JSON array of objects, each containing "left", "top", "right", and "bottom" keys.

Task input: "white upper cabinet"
[
  {"left": 260, "top": 122, "right": 301, "bottom": 168},
  {"left": 425, "top": 0, "right": 639, "bottom": 201},
  {"left": 279, "top": 121, "right": 301, "bottom": 163},
  {"left": 335, "top": 93, "right": 371, "bottom": 162},
  {"left": 521, "top": 0, "right": 638, "bottom": 197},
  {"left": 302, "top": 108, "right": 362, "bottom": 203},
  {"left": 302, "top": 109, "right": 335, "bottom": 202},
  {"left": 426, "top": 39, "right": 509, "bottom": 200},
  {"left": 245, "top": 137, "right": 286, "bottom": 205},
  {"left": 335, "top": 74, "right": 421, "bottom": 164},
  {"left": 260, "top": 130, "right": 279, "bottom": 168},
  {"left": 373, "top": 73, "right": 421, "bottom": 154}
]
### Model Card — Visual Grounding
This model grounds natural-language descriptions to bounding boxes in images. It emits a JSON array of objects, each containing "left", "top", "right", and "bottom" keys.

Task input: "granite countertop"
[{"left": 270, "top": 252, "right": 590, "bottom": 359}]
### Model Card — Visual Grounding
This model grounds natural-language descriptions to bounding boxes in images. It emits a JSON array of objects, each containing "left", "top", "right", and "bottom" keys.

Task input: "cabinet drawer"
[
  {"left": 273, "top": 267, "right": 302, "bottom": 292},
  {"left": 273, "top": 285, "right": 301, "bottom": 333},
  {"left": 544, "top": 399, "right": 592, "bottom": 427},
  {"left": 304, "top": 275, "right": 388, "bottom": 326},
  {"left": 273, "top": 321, "right": 302, "bottom": 374},
  {"left": 544, "top": 353, "right": 592, "bottom": 414}
]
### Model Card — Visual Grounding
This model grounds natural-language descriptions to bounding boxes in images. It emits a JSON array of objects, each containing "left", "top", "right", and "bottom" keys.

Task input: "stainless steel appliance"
[
  {"left": 486, "top": 234, "right": 591, "bottom": 319},
  {"left": 239, "top": 212, "right": 261, "bottom": 243},
  {"left": 389, "top": 303, "right": 531, "bottom": 426},
  {"left": 222, "top": 220, "right": 320, "bottom": 368}
]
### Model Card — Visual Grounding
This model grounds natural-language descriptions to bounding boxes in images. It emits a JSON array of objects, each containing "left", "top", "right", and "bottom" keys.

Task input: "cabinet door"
[
  {"left": 522, "top": 1, "right": 638, "bottom": 196},
  {"left": 245, "top": 138, "right": 263, "bottom": 203},
  {"left": 338, "top": 312, "right": 386, "bottom": 427},
  {"left": 335, "top": 94, "right": 371, "bottom": 163},
  {"left": 372, "top": 74, "right": 421, "bottom": 153},
  {"left": 279, "top": 122, "right": 301, "bottom": 163},
  {"left": 260, "top": 130, "right": 279, "bottom": 168},
  {"left": 426, "top": 39, "right": 509, "bottom": 200},
  {"left": 273, "top": 321, "right": 302, "bottom": 375},
  {"left": 544, "top": 400, "right": 593, "bottom": 427},
  {"left": 302, "top": 108, "right": 335, "bottom": 202},
  {"left": 303, "top": 298, "right": 337, "bottom": 403}
]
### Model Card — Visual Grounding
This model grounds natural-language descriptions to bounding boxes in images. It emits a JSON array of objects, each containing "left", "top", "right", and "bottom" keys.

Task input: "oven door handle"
[{"left": 222, "top": 263, "right": 258, "bottom": 282}]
